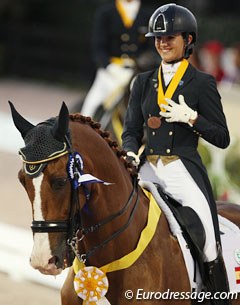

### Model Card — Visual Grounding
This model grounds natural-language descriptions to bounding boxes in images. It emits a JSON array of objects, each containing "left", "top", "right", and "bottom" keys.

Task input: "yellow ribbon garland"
[
  {"left": 115, "top": 0, "right": 134, "bottom": 28},
  {"left": 73, "top": 188, "right": 161, "bottom": 304},
  {"left": 158, "top": 58, "right": 189, "bottom": 112}
]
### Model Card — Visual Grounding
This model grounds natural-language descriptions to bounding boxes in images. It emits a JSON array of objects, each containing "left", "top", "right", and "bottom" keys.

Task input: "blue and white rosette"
[{"left": 68, "top": 152, "right": 112, "bottom": 189}]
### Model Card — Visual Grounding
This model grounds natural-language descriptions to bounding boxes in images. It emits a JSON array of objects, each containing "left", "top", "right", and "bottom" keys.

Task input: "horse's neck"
[
  {"left": 70, "top": 122, "right": 148, "bottom": 266},
  {"left": 81, "top": 186, "right": 149, "bottom": 267}
]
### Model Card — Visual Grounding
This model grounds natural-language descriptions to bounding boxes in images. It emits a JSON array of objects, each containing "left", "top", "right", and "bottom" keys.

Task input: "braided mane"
[{"left": 69, "top": 113, "right": 137, "bottom": 177}]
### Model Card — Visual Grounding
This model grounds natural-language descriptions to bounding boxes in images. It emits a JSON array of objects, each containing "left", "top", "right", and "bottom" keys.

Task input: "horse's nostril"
[{"left": 48, "top": 255, "right": 58, "bottom": 265}]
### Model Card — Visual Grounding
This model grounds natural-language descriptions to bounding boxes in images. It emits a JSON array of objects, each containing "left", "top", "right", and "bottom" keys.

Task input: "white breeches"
[
  {"left": 81, "top": 63, "right": 134, "bottom": 118},
  {"left": 139, "top": 159, "right": 218, "bottom": 262}
]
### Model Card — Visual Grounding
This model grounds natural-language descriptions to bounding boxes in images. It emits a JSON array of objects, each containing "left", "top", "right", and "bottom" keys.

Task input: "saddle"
[{"left": 154, "top": 183, "right": 207, "bottom": 282}]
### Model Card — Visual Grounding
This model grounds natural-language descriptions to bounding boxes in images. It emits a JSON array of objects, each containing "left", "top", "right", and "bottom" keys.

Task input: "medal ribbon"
[
  {"left": 158, "top": 59, "right": 189, "bottom": 112},
  {"left": 115, "top": 0, "right": 134, "bottom": 28}
]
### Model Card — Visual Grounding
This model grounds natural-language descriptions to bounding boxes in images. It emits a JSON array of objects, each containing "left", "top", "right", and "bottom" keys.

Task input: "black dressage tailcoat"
[
  {"left": 122, "top": 63, "right": 230, "bottom": 243},
  {"left": 91, "top": 3, "right": 154, "bottom": 68}
]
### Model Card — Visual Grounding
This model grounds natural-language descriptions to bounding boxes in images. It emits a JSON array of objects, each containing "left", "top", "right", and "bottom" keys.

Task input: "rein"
[
  {"left": 73, "top": 176, "right": 139, "bottom": 262},
  {"left": 80, "top": 176, "right": 138, "bottom": 236}
]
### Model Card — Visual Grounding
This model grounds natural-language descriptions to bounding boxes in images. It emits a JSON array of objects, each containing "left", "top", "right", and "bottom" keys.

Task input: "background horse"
[{"left": 10, "top": 102, "right": 240, "bottom": 305}]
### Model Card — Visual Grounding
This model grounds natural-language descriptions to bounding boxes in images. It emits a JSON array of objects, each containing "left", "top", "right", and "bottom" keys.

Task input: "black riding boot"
[{"left": 204, "top": 247, "right": 232, "bottom": 305}]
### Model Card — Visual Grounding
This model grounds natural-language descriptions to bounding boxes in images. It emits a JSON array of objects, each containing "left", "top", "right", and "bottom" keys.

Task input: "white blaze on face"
[{"left": 30, "top": 174, "right": 53, "bottom": 270}]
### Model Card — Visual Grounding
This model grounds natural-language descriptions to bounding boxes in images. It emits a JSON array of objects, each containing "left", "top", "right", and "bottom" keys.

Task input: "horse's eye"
[{"left": 51, "top": 177, "right": 67, "bottom": 190}]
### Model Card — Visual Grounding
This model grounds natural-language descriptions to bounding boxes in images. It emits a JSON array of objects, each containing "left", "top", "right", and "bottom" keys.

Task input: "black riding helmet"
[{"left": 145, "top": 3, "right": 197, "bottom": 58}]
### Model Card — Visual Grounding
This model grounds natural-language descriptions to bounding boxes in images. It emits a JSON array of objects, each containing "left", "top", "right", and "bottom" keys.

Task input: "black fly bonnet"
[
  {"left": 20, "top": 119, "right": 69, "bottom": 177},
  {"left": 9, "top": 102, "right": 70, "bottom": 177}
]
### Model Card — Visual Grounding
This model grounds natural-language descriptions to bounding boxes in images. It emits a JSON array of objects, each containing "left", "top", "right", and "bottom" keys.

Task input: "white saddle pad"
[{"left": 139, "top": 180, "right": 240, "bottom": 293}]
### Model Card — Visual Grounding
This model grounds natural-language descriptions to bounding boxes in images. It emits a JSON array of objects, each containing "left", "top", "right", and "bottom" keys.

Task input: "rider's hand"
[
  {"left": 160, "top": 95, "right": 198, "bottom": 127},
  {"left": 126, "top": 151, "right": 140, "bottom": 167}
]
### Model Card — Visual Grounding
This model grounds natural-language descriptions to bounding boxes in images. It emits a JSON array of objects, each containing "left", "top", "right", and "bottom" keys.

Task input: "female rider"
[{"left": 122, "top": 4, "right": 230, "bottom": 304}]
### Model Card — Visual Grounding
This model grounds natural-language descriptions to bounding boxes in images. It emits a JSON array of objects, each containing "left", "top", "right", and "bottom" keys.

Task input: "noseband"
[{"left": 31, "top": 220, "right": 69, "bottom": 233}]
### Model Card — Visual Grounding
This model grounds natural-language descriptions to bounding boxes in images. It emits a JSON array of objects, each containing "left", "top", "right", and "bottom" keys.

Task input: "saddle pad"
[
  {"left": 220, "top": 215, "right": 240, "bottom": 293},
  {"left": 139, "top": 180, "right": 240, "bottom": 293}
]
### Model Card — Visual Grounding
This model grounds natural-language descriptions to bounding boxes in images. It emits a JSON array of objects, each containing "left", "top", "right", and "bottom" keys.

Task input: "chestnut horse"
[{"left": 10, "top": 102, "right": 240, "bottom": 305}]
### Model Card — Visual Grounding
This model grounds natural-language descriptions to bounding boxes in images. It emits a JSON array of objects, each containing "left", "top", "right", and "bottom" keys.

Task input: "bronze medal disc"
[{"left": 147, "top": 116, "right": 161, "bottom": 129}]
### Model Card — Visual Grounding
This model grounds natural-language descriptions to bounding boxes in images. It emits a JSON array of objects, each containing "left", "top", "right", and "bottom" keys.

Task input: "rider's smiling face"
[{"left": 155, "top": 33, "right": 192, "bottom": 63}]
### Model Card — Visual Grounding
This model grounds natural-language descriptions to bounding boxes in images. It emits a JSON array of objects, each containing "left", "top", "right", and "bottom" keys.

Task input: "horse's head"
[
  {"left": 10, "top": 101, "right": 140, "bottom": 279},
  {"left": 10, "top": 102, "right": 74, "bottom": 275}
]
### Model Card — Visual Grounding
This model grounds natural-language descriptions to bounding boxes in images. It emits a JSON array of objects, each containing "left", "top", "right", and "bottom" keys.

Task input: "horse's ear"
[
  {"left": 52, "top": 102, "right": 69, "bottom": 142},
  {"left": 9, "top": 101, "right": 35, "bottom": 139}
]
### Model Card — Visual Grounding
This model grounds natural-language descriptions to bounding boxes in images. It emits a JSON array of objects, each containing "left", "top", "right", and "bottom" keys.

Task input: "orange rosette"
[{"left": 74, "top": 266, "right": 109, "bottom": 304}]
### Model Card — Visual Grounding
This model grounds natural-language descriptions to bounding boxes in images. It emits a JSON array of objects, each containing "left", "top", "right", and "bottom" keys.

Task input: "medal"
[{"left": 147, "top": 116, "right": 161, "bottom": 129}]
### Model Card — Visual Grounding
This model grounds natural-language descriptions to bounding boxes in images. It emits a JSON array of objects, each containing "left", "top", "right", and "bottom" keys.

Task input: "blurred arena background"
[{"left": 0, "top": 0, "right": 240, "bottom": 304}]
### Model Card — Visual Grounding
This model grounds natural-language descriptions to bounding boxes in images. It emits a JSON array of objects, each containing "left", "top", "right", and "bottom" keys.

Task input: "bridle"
[{"left": 29, "top": 138, "right": 140, "bottom": 265}]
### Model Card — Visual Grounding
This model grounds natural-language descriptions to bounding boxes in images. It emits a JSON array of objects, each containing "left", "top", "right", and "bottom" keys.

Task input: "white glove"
[
  {"left": 126, "top": 151, "right": 140, "bottom": 167},
  {"left": 160, "top": 95, "right": 198, "bottom": 127}
]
